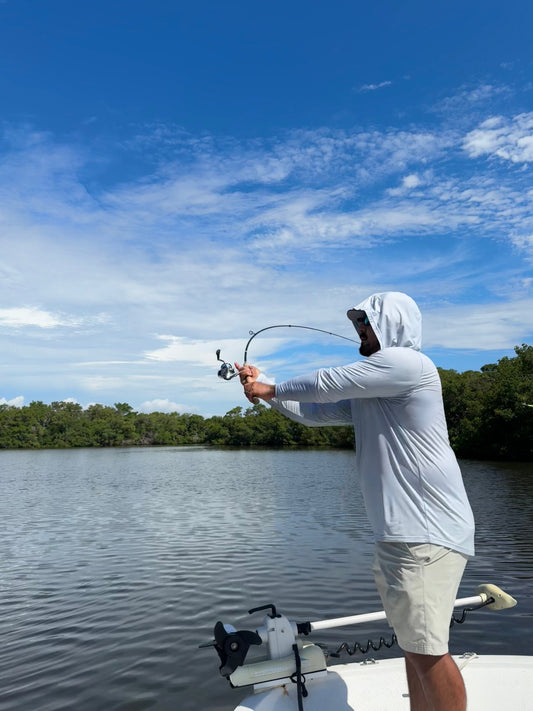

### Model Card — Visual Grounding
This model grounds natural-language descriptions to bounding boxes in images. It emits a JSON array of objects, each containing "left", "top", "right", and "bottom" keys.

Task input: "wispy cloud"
[
  {"left": 424, "top": 298, "right": 533, "bottom": 350},
  {"left": 358, "top": 80, "right": 393, "bottom": 92},
  {"left": 0, "top": 307, "right": 81, "bottom": 329},
  {"left": 1, "top": 84, "right": 532, "bottom": 414},
  {"left": 433, "top": 83, "right": 511, "bottom": 114},
  {"left": 463, "top": 112, "right": 533, "bottom": 163}
]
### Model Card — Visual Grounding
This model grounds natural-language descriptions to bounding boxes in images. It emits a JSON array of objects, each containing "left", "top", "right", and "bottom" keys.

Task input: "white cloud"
[
  {"left": 137, "top": 398, "right": 194, "bottom": 414},
  {"left": 511, "top": 234, "right": 533, "bottom": 250},
  {"left": 387, "top": 173, "right": 424, "bottom": 196},
  {"left": 0, "top": 396, "right": 24, "bottom": 407},
  {"left": 424, "top": 298, "right": 533, "bottom": 350},
  {"left": 145, "top": 335, "right": 291, "bottom": 365},
  {"left": 0, "top": 106, "right": 532, "bottom": 416},
  {"left": 358, "top": 81, "right": 392, "bottom": 92},
  {"left": 403, "top": 174, "right": 422, "bottom": 189},
  {"left": 463, "top": 113, "right": 533, "bottom": 163},
  {"left": 0, "top": 307, "right": 80, "bottom": 329},
  {"left": 432, "top": 84, "right": 511, "bottom": 115},
  {"left": 145, "top": 337, "right": 242, "bottom": 365},
  {"left": 80, "top": 376, "right": 131, "bottom": 391}
]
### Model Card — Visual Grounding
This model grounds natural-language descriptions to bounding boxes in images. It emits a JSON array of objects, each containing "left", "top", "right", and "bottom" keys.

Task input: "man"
[{"left": 237, "top": 291, "right": 475, "bottom": 711}]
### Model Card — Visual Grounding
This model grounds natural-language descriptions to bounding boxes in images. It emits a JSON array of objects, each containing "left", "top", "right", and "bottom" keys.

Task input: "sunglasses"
[{"left": 354, "top": 316, "right": 370, "bottom": 332}]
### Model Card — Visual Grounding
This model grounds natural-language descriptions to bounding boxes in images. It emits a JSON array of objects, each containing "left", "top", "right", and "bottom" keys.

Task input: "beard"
[{"left": 359, "top": 338, "right": 380, "bottom": 357}]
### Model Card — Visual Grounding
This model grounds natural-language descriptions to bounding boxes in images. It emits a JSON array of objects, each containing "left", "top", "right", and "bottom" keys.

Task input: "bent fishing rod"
[{"left": 216, "top": 324, "right": 359, "bottom": 382}]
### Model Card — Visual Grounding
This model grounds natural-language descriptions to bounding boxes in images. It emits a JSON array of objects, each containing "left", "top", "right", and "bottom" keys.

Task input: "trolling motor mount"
[{"left": 201, "top": 605, "right": 327, "bottom": 690}]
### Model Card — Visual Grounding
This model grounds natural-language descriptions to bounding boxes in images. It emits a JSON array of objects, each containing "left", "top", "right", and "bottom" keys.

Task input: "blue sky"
[{"left": 1, "top": 0, "right": 532, "bottom": 417}]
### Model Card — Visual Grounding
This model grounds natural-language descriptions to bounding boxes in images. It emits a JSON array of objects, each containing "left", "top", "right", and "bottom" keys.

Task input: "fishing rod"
[{"left": 216, "top": 324, "right": 359, "bottom": 382}]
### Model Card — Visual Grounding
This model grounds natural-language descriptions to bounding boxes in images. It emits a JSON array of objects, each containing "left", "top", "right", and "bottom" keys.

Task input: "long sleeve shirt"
[{"left": 268, "top": 347, "right": 475, "bottom": 556}]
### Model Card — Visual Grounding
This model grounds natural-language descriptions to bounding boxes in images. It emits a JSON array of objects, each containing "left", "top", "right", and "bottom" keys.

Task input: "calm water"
[{"left": 0, "top": 448, "right": 532, "bottom": 711}]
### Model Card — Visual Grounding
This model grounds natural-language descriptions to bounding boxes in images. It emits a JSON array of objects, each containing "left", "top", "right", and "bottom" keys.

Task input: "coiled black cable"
[
  {"left": 329, "top": 598, "right": 495, "bottom": 659},
  {"left": 449, "top": 597, "right": 494, "bottom": 628},
  {"left": 330, "top": 633, "right": 398, "bottom": 658}
]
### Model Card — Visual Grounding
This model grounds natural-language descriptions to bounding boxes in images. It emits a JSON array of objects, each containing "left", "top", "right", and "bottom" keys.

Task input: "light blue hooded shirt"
[{"left": 267, "top": 292, "right": 475, "bottom": 556}]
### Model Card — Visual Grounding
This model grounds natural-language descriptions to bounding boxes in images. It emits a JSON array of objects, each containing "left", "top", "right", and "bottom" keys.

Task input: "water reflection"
[{"left": 0, "top": 448, "right": 531, "bottom": 711}]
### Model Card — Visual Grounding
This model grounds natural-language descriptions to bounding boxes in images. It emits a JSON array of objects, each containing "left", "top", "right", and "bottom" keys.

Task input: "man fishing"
[{"left": 236, "top": 291, "right": 475, "bottom": 711}]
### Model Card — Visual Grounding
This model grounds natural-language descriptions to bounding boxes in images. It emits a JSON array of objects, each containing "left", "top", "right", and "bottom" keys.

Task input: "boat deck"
[{"left": 234, "top": 654, "right": 533, "bottom": 710}]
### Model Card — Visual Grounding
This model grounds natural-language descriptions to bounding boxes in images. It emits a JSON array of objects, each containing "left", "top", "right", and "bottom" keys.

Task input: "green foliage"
[
  {"left": 439, "top": 344, "right": 533, "bottom": 461},
  {"left": 0, "top": 345, "right": 531, "bottom": 459}
]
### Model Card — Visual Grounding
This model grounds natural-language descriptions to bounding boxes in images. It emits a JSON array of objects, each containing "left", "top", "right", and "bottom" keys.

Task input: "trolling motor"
[
  {"left": 200, "top": 603, "right": 327, "bottom": 691},
  {"left": 200, "top": 585, "right": 517, "bottom": 694}
]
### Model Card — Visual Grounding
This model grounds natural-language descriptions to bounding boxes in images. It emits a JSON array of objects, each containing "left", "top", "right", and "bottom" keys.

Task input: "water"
[{"left": 0, "top": 448, "right": 531, "bottom": 711}]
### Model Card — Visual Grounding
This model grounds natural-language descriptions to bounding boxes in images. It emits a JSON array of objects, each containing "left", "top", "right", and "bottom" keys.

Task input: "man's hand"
[
  {"left": 235, "top": 362, "right": 260, "bottom": 385},
  {"left": 244, "top": 380, "right": 275, "bottom": 402},
  {"left": 235, "top": 363, "right": 275, "bottom": 403}
]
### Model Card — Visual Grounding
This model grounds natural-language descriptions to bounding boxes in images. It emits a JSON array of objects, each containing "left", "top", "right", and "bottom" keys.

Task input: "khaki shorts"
[{"left": 373, "top": 542, "right": 468, "bottom": 656}]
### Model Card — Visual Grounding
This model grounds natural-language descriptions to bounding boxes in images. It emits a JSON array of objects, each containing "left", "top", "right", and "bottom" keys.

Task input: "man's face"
[{"left": 347, "top": 309, "right": 381, "bottom": 357}]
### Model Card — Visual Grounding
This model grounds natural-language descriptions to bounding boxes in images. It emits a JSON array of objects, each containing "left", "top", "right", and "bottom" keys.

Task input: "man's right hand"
[
  {"left": 235, "top": 363, "right": 260, "bottom": 384},
  {"left": 235, "top": 363, "right": 275, "bottom": 403}
]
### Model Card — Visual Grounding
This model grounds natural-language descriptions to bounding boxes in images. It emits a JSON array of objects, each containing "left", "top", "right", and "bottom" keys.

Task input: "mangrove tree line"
[{"left": 0, "top": 344, "right": 531, "bottom": 460}]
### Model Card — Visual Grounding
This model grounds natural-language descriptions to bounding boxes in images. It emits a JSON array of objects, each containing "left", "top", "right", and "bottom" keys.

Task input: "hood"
[{"left": 352, "top": 292, "right": 422, "bottom": 351}]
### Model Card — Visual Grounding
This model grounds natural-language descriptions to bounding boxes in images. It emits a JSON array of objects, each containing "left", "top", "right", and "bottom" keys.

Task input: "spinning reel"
[{"left": 216, "top": 349, "right": 239, "bottom": 381}]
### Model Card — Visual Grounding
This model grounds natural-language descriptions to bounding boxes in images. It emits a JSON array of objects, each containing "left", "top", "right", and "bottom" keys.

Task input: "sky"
[{"left": 0, "top": 0, "right": 532, "bottom": 417}]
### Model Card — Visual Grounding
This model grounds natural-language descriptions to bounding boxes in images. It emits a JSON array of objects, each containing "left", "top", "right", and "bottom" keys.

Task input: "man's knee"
[{"left": 405, "top": 651, "right": 449, "bottom": 676}]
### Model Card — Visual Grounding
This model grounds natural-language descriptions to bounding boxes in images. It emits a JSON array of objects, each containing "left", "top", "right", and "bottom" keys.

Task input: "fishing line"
[
  {"left": 243, "top": 324, "right": 359, "bottom": 364},
  {"left": 216, "top": 324, "right": 359, "bottom": 381}
]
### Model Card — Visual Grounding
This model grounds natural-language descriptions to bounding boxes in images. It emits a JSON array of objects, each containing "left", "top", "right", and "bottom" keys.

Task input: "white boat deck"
[{"left": 234, "top": 654, "right": 533, "bottom": 711}]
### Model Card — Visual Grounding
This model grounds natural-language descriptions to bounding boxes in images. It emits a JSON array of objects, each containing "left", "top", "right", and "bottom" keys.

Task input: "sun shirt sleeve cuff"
[{"left": 257, "top": 372, "right": 275, "bottom": 386}]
